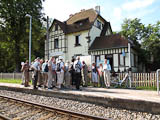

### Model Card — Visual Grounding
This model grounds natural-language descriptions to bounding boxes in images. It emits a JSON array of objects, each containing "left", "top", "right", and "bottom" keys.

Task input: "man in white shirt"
[{"left": 103, "top": 59, "right": 111, "bottom": 88}]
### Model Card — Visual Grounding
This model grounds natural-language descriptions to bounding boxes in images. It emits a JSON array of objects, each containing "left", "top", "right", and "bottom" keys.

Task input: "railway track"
[{"left": 0, "top": 95, "right": 108, "bottom": 120}]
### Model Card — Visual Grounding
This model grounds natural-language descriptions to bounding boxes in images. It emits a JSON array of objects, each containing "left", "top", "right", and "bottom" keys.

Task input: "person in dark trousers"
[
  {"left": 74, "top": 56, "right": 82, "bottom": 90},
  {"left": 82, "top": 61, "right": 88, "bottom": 87},
  {"left": 70, "top": 57, "right": 76, "bottom": 89},
  {"left": 31, "top": 57, "right": 40, "bottom": 89}
]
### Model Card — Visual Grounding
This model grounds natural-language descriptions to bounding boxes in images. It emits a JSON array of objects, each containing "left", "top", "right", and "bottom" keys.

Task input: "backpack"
[
  {"left": 56, "top": 62, "right": 61, "bottom": 72},
  {"left": 75, "top": 63, "right": 81, "bottom": 73},
  {"left": 92, "top": 66, "right": 97, "bottom": 73},
  {"left": 44, "top": 64, "right": 48, "bottom": 72}
]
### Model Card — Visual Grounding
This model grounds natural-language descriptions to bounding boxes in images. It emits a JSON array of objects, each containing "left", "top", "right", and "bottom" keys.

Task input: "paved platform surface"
[
  {"left": 0, "top": 83, "right": 159, "bottom": 103},
  {"left": 0, "top": 83, "right": 160, "bottom": 114}
]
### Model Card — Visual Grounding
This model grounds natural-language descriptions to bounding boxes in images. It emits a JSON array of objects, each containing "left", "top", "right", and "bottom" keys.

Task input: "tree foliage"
[
  {"left": 119, "top": 18, "right": 160, "bottom": 71},
  {"left": 0, "top": 0, "right": 45, "bottom": 72}
]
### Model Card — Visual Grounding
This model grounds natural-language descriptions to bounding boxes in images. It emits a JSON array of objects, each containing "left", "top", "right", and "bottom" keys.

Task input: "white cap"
[{"left": 59, "top": 56, "right": 63, "bottom": 60}]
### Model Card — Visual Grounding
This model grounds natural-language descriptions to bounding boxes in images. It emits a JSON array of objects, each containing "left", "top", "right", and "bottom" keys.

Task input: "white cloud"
[
  {"left": 43, "top": 0, "right": 97, "bottom": 21},
  {"left": 113, "top": 8, "right": 122, "bottom": 19},
  {"left": 127, "top": 8, "right": 156, "bottom": 19},
  {"left": 122, "top": 0, "right": 155, "bottom": 11}
]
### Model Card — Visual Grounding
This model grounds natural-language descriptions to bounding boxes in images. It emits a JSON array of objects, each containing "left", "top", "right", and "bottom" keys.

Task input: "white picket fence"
[{"left": 118, "top": 72, "right": 159, "bottom": 87}]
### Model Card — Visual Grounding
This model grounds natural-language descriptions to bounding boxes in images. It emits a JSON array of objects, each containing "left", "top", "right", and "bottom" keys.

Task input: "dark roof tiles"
[
  {"left": 49, "top": 9, "right": 99, "bottom": 34},
  {"left": 89, "top": 34, "right": 129, "bottom": 50}
]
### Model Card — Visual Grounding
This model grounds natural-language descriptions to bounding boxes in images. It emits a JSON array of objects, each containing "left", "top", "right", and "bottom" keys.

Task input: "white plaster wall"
[
  {"left": 67, "top": 31, "right": 89, "bottom": 61},
  {"left": 89, "top": 18, "right": 104, "bottom": 46},
  {"left": 89, "top": 25, "right": 101, "bottom": 46}
]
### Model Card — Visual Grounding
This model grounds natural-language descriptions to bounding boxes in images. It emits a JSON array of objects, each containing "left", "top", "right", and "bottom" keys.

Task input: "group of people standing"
[
  {"left": 21, "top": 56, "right": 111, "bottom": 90},
  {"left": 21, "top": 56, "right": 88, "bottom": 90},
  {"left": 91, "top": 59, "right": 111, "bottom": 88}
]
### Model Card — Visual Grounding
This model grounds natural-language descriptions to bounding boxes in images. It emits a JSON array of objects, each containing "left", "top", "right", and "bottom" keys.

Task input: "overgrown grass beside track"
[
  {"left": 0, "top": 79, "right": 157, "bottom": 91},
  {"left": 136, "top": 86, "right": 157, "bottom": 91},
  {"left": 0, "top": 79, "right": 22, "bottom": 84}
]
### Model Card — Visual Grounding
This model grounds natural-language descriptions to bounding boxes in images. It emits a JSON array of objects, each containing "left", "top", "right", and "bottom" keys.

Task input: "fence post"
[
  {"left": 13, "top": 72, "right": 15, "bottom": 80},
  {"left": 1, "top": 73, "right": 2, "bottom": 79},
  {"left": 157, "top": 69, "right": 160, "bottom": 95}
]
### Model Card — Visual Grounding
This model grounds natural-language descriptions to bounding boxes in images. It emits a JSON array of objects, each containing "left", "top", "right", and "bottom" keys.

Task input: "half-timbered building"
[{"left": 45, "top": 6, "right": 138, "bottom": 72}]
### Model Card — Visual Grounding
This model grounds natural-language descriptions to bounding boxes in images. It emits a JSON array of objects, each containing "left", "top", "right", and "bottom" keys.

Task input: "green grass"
[
  {"left": 136, "top": 86, "right": 157, "bottom": 91},
  {"left": 0, "top": 79, "right": 22, "bottom": 84}
]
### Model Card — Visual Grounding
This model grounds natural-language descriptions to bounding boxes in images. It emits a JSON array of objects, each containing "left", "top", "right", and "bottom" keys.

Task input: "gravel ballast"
[{"left": 0, "top": 90, "right": 160, "bottom": 120}]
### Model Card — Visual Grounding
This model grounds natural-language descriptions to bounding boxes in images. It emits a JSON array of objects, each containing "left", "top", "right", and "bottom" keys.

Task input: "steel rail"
[
  {"left": 0, "top": 95, "right": 109, "bottom": 120},
  {"left": 0, "top": 113, "right": 11, "bottom": 120}
]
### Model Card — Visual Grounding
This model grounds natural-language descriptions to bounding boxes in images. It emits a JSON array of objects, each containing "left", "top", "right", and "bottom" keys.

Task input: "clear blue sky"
[{"left": 43, "top": 0, "right": 160, "bottom": 32}]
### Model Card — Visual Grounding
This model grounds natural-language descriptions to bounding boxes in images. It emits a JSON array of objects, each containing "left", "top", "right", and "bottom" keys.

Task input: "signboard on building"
[{"left": 50, "top": 52, "right": 63, "bottom": 57}]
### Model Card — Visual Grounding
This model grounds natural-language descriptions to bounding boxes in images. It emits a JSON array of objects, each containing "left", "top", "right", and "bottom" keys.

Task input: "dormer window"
[{"left": 97, "top": 20, "right": 101, "bottom": 29}]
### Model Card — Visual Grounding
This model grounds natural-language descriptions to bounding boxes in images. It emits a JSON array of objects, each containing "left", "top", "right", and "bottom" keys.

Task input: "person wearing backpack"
[
  {"left": 56, "top": 56, "right": 64, "bottom": 89},
  {"left": 73, "top": 56, "right": 82, "bottom": 90},
  {"left": 42, "top": 60, "right": 48, "bottom": 88}
]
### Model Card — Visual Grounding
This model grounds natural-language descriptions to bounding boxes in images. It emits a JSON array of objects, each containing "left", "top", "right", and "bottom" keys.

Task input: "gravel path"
[{"left": 0, "top": 90, "right": 159, "bottom": 120}]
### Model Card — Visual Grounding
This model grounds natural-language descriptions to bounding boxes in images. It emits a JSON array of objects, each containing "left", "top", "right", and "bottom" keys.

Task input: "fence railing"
[
  {"left": 0, "top": 73, "right": 22, "bottom": 80},
  {"left": 0, "top": 72, "right": 159, "bottom": 88},
  {"left": 118, "top": 72, "right": 160, "bottom": 87},
  {"left": 0, "top": 72, "right": 32, "bottom": 80}
]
